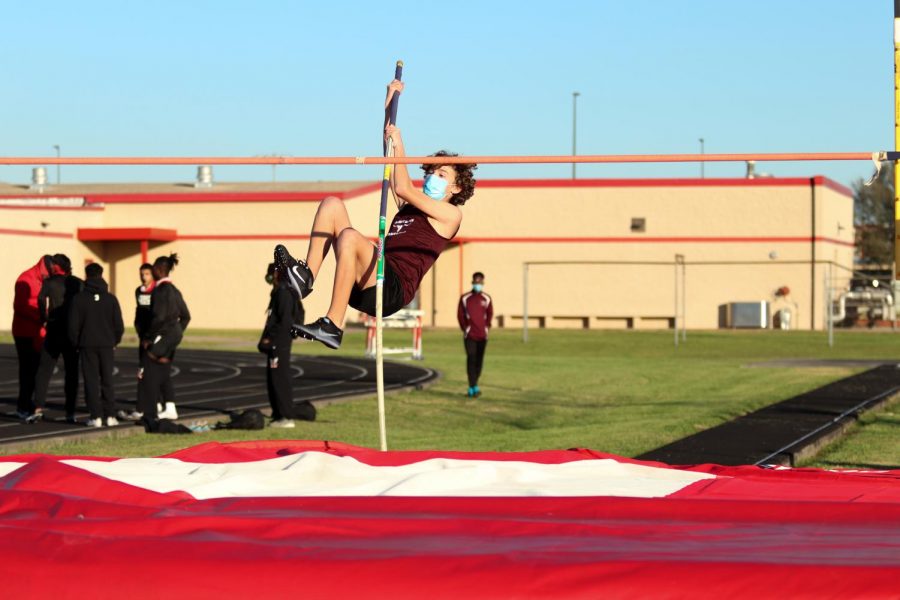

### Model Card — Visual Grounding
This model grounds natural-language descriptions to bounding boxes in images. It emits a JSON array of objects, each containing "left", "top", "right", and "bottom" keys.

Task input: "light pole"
[
  {"left": 52, "top": 145, "right": 60, "bottom": 184},
  {"left": 572, "top": 92, "right": 580, "bottom": 179},
  {"left": 698, "top": 138, "right": 704, "bottom": 178}
]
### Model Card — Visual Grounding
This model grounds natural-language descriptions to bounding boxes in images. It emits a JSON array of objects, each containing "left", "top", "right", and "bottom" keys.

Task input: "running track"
[{"left": 0, "top": 344, "right": 437, "bottom": 445}]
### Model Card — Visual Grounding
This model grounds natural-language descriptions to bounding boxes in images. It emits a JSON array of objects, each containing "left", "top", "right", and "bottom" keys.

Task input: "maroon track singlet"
[{"left": 385, "top": 204, "right": 454, "bottom": 305}]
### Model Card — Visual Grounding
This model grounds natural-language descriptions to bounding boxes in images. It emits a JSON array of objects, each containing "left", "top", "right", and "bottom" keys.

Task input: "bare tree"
[{"left": 854, "top": 162, "right": 894, "bottom": 266}]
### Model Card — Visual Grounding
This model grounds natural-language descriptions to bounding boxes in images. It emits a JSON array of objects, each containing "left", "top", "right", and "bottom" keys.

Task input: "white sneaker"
[
  {"left": 85, "top": 418, "right": 103, "bottom": 428},
  {"left": 118, "top": 410, "right": 143, "bottom": 421},
  {"left": 158, "top": 403, "right": 178, "bottom": 420},
  {"left": 269, "top": 419, "right": 295, "bottom": 429},
  {"left": 106, "top": 416, "right": 119, "bottom": 427}
]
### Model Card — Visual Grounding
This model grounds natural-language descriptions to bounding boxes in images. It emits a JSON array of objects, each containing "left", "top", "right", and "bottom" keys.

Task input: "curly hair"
[{"left": 421, "top": 150, "right": 478, "bottom": 206}]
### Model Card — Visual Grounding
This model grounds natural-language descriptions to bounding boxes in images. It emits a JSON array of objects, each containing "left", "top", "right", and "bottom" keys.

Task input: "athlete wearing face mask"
[
  {"left": 422, "top": 173, "right": 449, "bottom": 200},
  {"left": 458, "top": 272, "right": 493, "bottom": 397},
  {"left": 273, "top": 78, "right": 479, "bottom": 350}
]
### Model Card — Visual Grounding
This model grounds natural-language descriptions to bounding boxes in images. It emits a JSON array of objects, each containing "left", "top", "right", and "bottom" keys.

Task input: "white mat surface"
[{"left": 31, "top": 452, "right": 721, "bottom": 499}]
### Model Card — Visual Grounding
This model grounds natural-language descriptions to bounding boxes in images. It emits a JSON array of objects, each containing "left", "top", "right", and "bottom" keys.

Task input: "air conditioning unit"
[{"left": 718, "top": 302, "right": 769, "bottom": 329}]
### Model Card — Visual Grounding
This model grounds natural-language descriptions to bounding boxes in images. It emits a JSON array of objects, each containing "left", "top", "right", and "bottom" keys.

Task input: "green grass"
[
  {"left": 2, "top": 328, "right": 899, "bottom": 464},
  {"left": 800, "top": 395, "right": 900, "bottom": 469}
]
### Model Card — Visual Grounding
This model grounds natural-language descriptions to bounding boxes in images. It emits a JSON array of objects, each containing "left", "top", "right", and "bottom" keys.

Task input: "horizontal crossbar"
[{"left": 0, "top": 151, "right": 896, "bottom": 166}]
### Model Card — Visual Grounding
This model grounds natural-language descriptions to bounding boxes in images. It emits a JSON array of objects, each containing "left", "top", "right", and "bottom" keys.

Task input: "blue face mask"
[
  {"left": 472, "top": 283, "right": 483, "bottom": 293},
  {"left": 423, "top": 174, "right": 449, "bottom": 200}
]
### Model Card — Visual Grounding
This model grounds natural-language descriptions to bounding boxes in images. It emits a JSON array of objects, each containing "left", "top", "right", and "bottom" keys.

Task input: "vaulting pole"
[{"left": 376, "top": 60, "right": 402, "bottom": 451}]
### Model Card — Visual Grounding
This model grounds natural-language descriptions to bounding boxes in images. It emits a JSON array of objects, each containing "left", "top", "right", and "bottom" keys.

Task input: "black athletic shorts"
[{"left": 348, "top": 261, "right": 406, "bottom": 318}]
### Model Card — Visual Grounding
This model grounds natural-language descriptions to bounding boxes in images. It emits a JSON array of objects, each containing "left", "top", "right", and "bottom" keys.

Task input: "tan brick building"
[{"left": 0, "top": 175, "right": 854, "bottom": 333}]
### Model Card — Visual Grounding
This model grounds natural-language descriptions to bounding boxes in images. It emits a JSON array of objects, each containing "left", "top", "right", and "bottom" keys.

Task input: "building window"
[{"left": 631, "top": 218, "right": 646, "bottom": 233}]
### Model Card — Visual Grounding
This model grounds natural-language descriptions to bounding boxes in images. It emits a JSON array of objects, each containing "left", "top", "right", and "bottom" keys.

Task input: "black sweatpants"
[
  {"left": 14, "top": 336, "right": 40, "bottom": 413},
  {"left": 33, "top": 336, "right": 79, "bottom": 413},
  {"left": 136, "top": 344, "right": 148, "bottom": 412},
  {"left": 80, "top": 347, "right": 116, "bottom": 420},
  {"left": 266, "top": 343, "right": 294, "bottom": 420},
  {"left": 139, "top": 358, "right": 174, "bottom": 419},
  {"left": 464, "top": 338, "right": 487, "bottom": 388}
]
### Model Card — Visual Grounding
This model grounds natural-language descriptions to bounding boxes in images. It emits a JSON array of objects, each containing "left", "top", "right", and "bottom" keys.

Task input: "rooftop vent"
[
  {"left": 29, "top": 167, "right": 48, "bottom": 191},
  {"left": 195, "top": 165, "right": 213, "bottom": 188},
  {"left": 745, "top": 161, "right": 756, "bottom": 179}
]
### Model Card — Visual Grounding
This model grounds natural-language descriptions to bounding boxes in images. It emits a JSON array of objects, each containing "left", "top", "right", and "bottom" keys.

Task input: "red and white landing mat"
[{"left": 0, "top": 441, "right": 897, "bottom": 599}]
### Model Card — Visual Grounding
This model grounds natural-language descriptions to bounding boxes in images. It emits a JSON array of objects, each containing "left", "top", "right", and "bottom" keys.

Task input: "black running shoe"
[
  {"left": 274, "top": 244, "right": 314, "bottom": 299},
  {"left": 291, "top": 317, "right": 343, "bottom": 350}
]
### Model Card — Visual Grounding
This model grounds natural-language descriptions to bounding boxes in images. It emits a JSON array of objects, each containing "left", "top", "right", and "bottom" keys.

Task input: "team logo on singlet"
[{"left": 388, "top": 217, "right": 415, "bottom": 236}]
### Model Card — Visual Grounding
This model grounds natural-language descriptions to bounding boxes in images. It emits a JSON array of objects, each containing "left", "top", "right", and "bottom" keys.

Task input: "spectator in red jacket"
[
  {"left": 457, "top": 272, "right": 493, "bottom": 398},
  {"left": 12, "top": 255, "right": 55, "bottom": 418}
]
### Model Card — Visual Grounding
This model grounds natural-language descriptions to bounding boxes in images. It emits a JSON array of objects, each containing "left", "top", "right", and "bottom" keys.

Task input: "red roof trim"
[
  {"left": 0, "top": 177, "right": 851, "bottom": 206},
  {"left": 83, "top": 183, "right": 382, "bottom": 205},
  {"left": 77, "top": 227, "right": 178, "bottom": 242},
  {"left": 474, "top": 176, "right": 853, "bottom": 198},
  {"left": 815, "top": 176, "right": 854, "bottom": 198},
  {"left": 339, "top": 182, "right": 382, "bottom": 200},
  {"left": 177, "top": 234, "right": 312, "bottom": 241},
  {"left": 454, "top": 235, "right": 855, "bottom": 247},
  {"left": 170, "top": 232, "right": 853, "bottom": 248}
]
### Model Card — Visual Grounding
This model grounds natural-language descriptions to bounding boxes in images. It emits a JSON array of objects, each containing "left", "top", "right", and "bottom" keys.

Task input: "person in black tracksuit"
[
  {"left": 129, "top": 262, "right": 156, "bottom": 420},
  {"left": 33, "top": 254, "right": 83, "bottom": 422},
  {"left": 258, "top": 263, "right": 314, "bottom": 426},
  {"left": 68, "top": 263, "right": 124, "bottom": 426},
  {"left": 139, "top": 253, "right": 190, "bottom": 421}
]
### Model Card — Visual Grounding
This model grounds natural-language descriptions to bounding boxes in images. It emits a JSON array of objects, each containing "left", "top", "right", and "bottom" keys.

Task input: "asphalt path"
[{"left": 638, "top": 362, "right": 900, "bottom": 466}]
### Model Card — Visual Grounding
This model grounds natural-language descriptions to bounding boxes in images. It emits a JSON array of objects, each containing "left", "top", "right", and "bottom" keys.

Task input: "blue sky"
[{"left": 0, "top": 1, "right": 892, "bottom": 187}]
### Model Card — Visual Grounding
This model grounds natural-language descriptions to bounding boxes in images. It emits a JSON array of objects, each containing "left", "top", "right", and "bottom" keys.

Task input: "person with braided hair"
[{"left": 138, "top": 253, "right": 190, "bottom": 423}]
